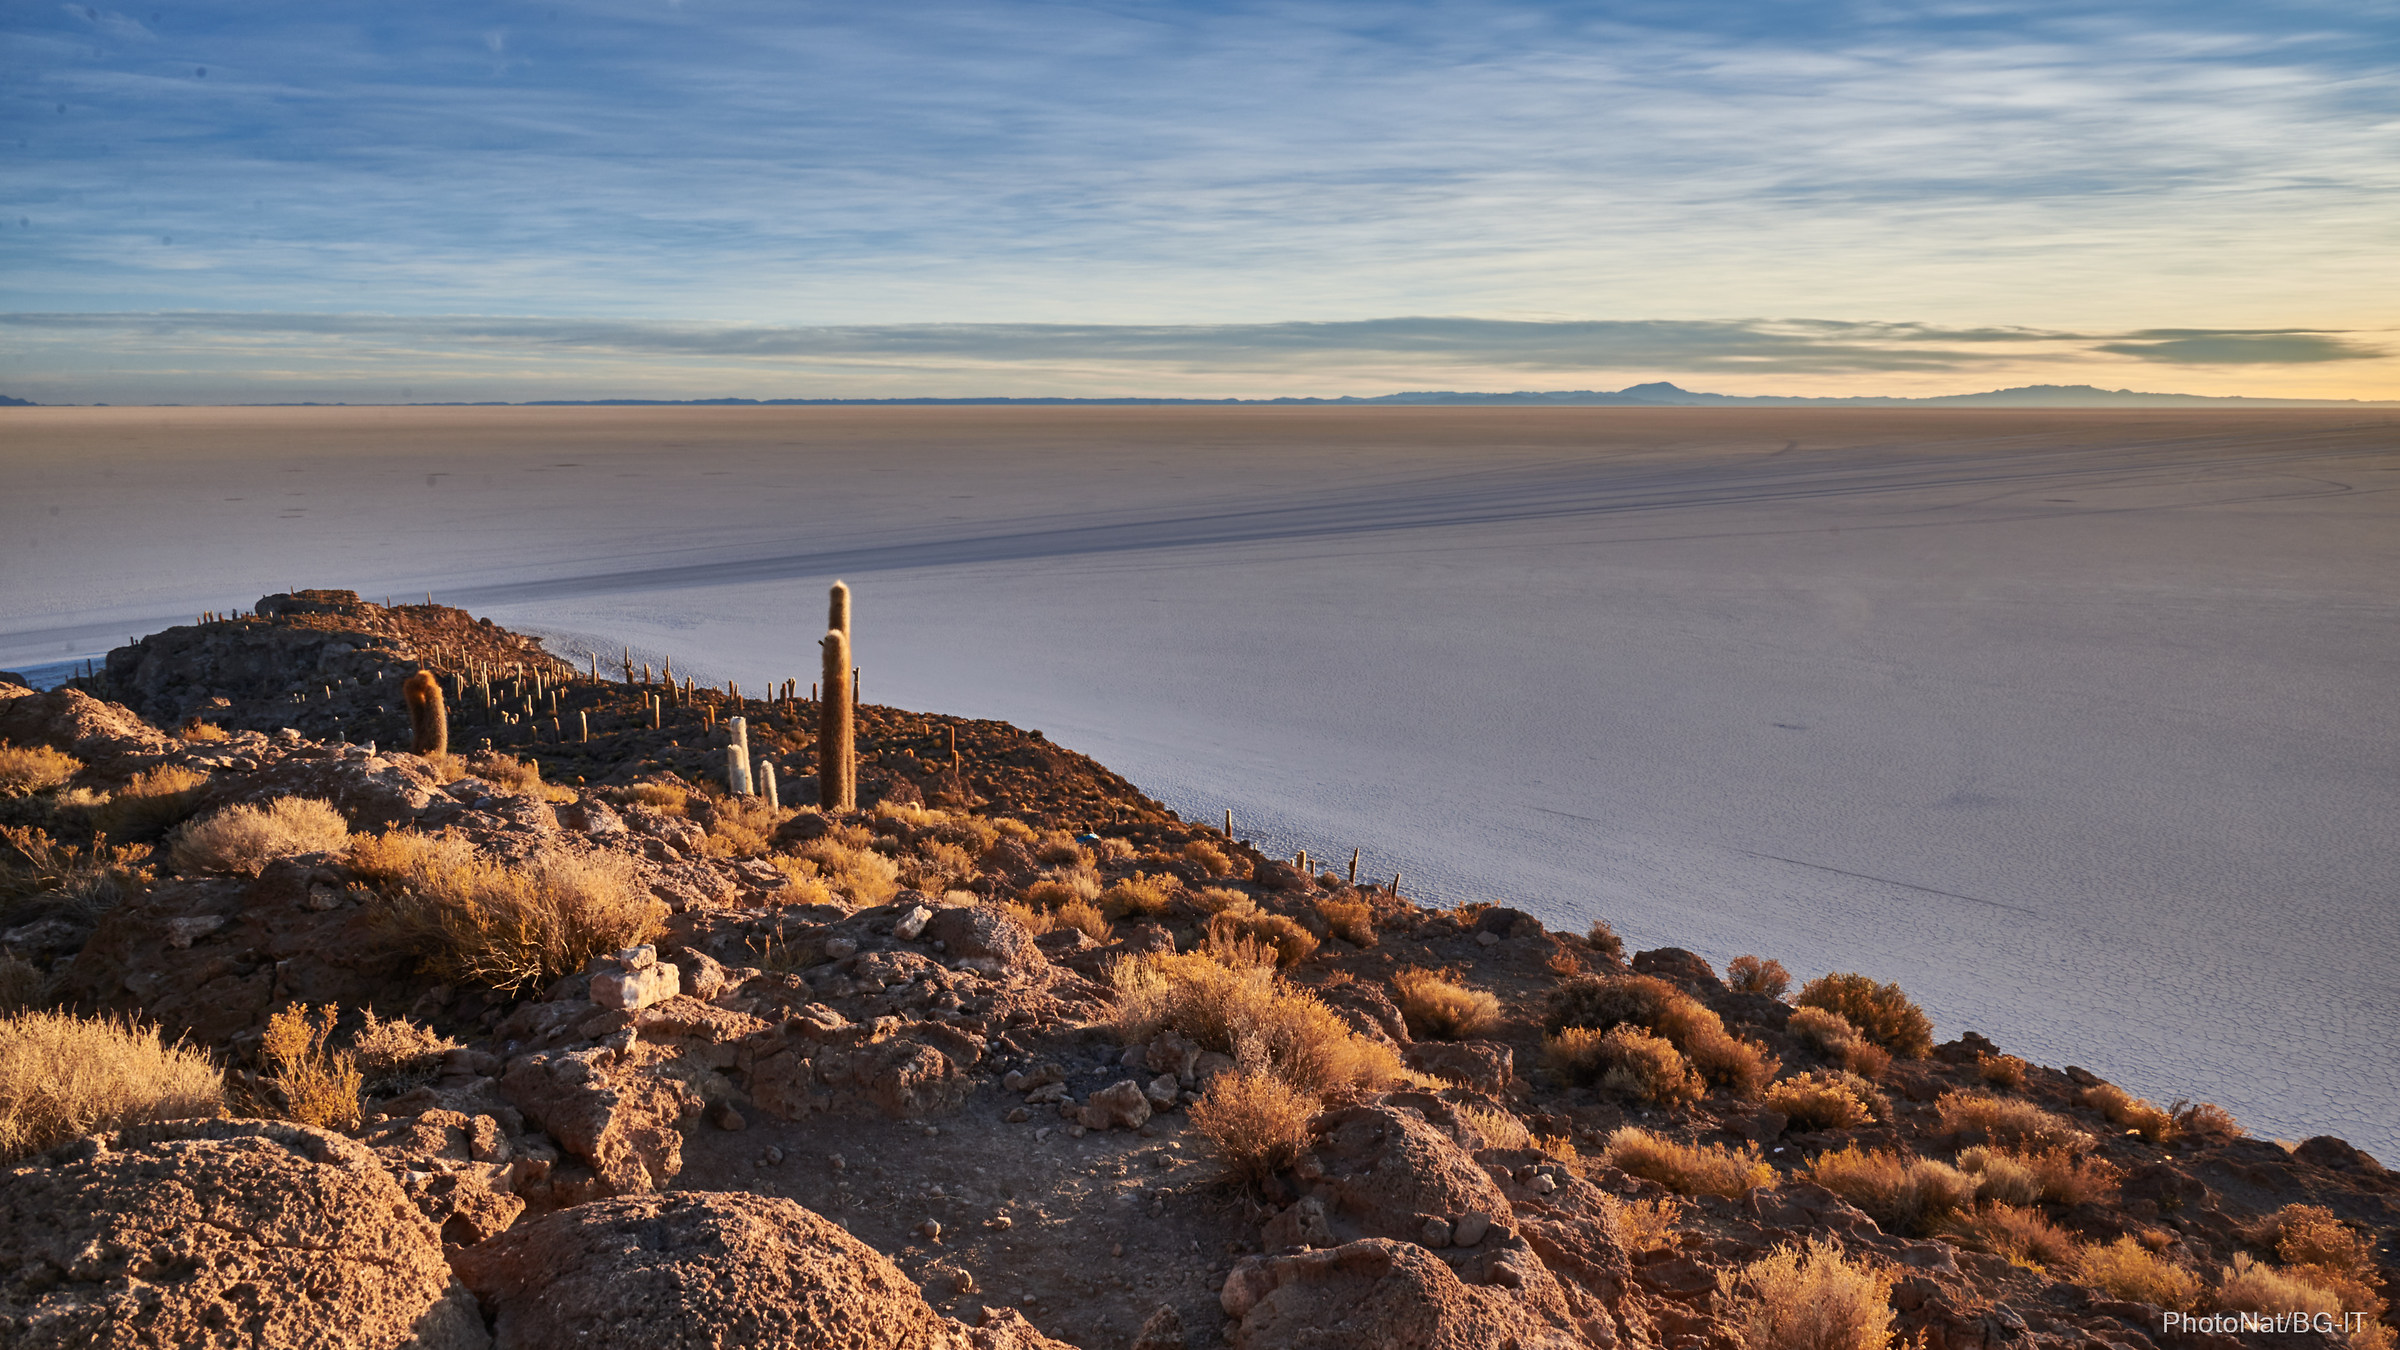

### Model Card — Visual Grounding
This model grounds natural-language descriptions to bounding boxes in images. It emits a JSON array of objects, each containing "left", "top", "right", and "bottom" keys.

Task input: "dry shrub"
[
  {"left": 1718, "top": 1238, "right": 1896, "bottom": 1350},
  {"left": 468, "top": 752, "right": 564, "bottom": 799},
  {"left": 1977, "top": 1054, "right": 2030, "bottom": 1090},
  {"left": 620, "top": 781, "right": 690, "bottom": 814},
  {"left": 350, "top": 1010, "right": 458, "bottom": 1087},
  {"left": 1606, "top": 1194, "right": 1683, "bottom": 1255},
  {"left": 259, "top": 1004, "right": 362, "bottom": 1132},
  {"left": 2079, "top": 1083, "right": 2180, "bottom": 1143},
  {"left": 1766, "top": 1070, "right": 1888, "bottom": 1130},
  {"left": 1180, "top": 839, "right": 1235, "bottom": 877},
  {"left": 2075, "top": 1236, "right": 2202, "bottom": 1307},
  {"left": 1940, "top": 1203, "right": 2081, "bottom": 1271},
  {"left": 990, "top": 817, "right": 1036, "bottom": 842},
  {"left": 1544, "top": 973, "right": 1680, "bottom": 1036},
  {"left": 92, "top": 764, "right": 210, "bottom": 841},
  {"left": 1205, "top": 909, "right": 1318, "bottom": 968},
  {"left": 794, "top": 836, "right": 900, "bottom": 907},
  {"left": 0, "top": 952, "right": 43, "bottom": 1013},
  {"left": 1458, "top": 1104, "right": 1533, "bottom": 1151},
  {"left": 172, "top": 797, "right": 351, "bottom": 876},
  {"left": 2170, "top": 1099, "right": 2243, "bottom": 1141},
  {"left": 766, "top": 856, "right": 840, "bottom": 908},
  {"left": 1935, "top": 1090, "right": 2091, "bottom": 1151},
  {"left": 1545, "top": 1026, "right": 1703, "bottom": 1105},
  {"left": 0, "top": 743, "right": 80, "bottom": 795},
  {"left": 179, "top": 720, "right": 230, "bottom": 743},
  {"left": 1786, "top": 1006, "right": 1891, "bottom": 1079},
  {"left": 1606, "top": 1127, "right": 1776, "bottom": 1199},
  {"left": 1099, "top": 871, "right": 1177, "bottom": 919},
  {"left": 1654, "top": 999, "right": 1778, "bottom": 1099},
  {"left": 1956, "top": 1146, "right": 2036, "bottom": 1206},
  {"left": 1, "top": 825, "right": 152, "bottom": 920},
  {"left": 1108, "top": 950, "right": 1398, "bottom": 1101},
  {"left": 1728, "top": 955, "right": 1792, "bottom": 998},
  {"left": 702, "top": 796, "right": 789, "bottom": 858},
  {"left": 1188, "top": 1069, "right": 1314, "bottom": 1183},
  {"left": 997, "top": 900, "right": 1057, "bottom": 935},
  {"left": 1036, "top": 863, "right": 1104, "bottom": 903},
  {"left": 906, "top": 840, "right": 979, "bottom": 892},
  {"left": 1033, "top": 832, "right": 1092, "bottom": 867},
  {"left": 1548, "top": 973, "right": 1772, "bottom": 1097},
  {"left": 1053, "top": 898, "right": 1112, "bottom": 940},
  {"left": 364, "top": 835, "right": 665, "bottom": 994},
  {"left": 1980, "top": 1145, "right": 2121, "bottom": 1207},
  {"left": 1584, "top": 919, "right": 1625, "bottom": 963},
  {"left": 2214, "top": 1254, "right": 2345, "bottom": 1319},
  {"left": 1794, "top": 973, "right": 1934, "bottom": 1059},
  {"left": 1392, "top": 969, "right": 1501, "bottom": 1040},
  {"left": 1190, "top": 886, "right": 1253, "bottom": 914},
  {"left": 0, "top": 1009, "right": 224, "bottom": 1163},
  {"left": 2248, "top": 1205, "right": 2389, "bottom": 1322},
  {"left": 1805, "top": 1146, "right": 1977, "bottom": 1236},
  {"left": 1314, "top": 896, "right": 1376, "bottom": 946}
]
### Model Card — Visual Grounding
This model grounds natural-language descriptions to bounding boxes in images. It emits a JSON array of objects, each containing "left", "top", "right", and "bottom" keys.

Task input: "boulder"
[
  {"left": 1303, "top": 1103, "right": 1512, "bottom": 1244},
  {"left": 1403, "top": 1041, "right": 1512, "bottom": 1095},
  {"left": 0, "top": 1118, "right": 485, "bottom": 1350},
  {"left": 498, "top": 1048, "right": 700, "bottom": 1195},
  {"left": 452, "top": 1190, "right": 1074, "bottom": 1350},
  {"left": 923, "top": 906, "right": 1044, "bottom": 970},
  {"left": 1630, "top": 948, "right": 1723, "bottom": 993},
  {"left": 1220, "top": 1239, "right": 1587, "bottom": 1350}
]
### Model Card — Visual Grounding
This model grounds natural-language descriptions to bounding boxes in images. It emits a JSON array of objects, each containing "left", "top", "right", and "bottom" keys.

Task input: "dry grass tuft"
[
  {"left": 1606, "top": 1127, "right": 1776, "bottom": 1198},
  {"left": 0, "top": 743, "right": 81, "bottom": 796},
  {"left": 1544, "top": 972, "right": 1680, "bottom": 1035},
  {"left": 1606, "top": 1194, "right": 1683, "bottom": 1255},
  {"left": 1940, "top": 1203, "right": 2082, "bottom": 1271},
  {"left": 1977, "top": 1054, "right": 2030, "bottom": 1090},
  {"left": 359, "top": 833, "right": 665, "bottom": 994},
  {"left": 1766, "top": 1070, "right": 1889, "bottom": 1130},
  {"left": 1727, "top": 955, "right": 1792, "bottom": 998},
  {"left": 1205, "top": 908, "right": 1318, "bottom": 968},
  {"left": 1033, "top": 832, "right": 1093, "bottom": 868},
  {"left": 1180, "top": 839, "right": 1235, "bottom": 877},
  {"left": 1314, "top": 896, "right": 1376, "bottom": 946},
  {"left": 1188, "top": 1069, "right": 1315, "bottom": 1184},
  {"left": 1935, "top": 1090, "right": 2091, "bottom": 1152},
  {"left": 179, "top": 720, "right": 230, "bottom": 743},
  {"left": 2075, "top": 1237, "right": 2202, "bottom": 1307},
  {"left": 469, "top": 752, "right": 567, "bottom": 799},
  {"left": 260, "top": 1003, "right": 362, "bottom": 1132},
  {"left": 350, "top": 1009, "right": 459, "bottom": 1087},
  {"left": 792, "top": 835, "right": 901, "bottom": 907},
  {"left": 766, "top": 855, "right": 840, "bottom": 909},
  {"left": 619, "top": 781, "right": 691, "bottom": 814},
  {"left": 92, "top": 764, "right": 211, "bottom": 841},
  {"left": 1392, "top": 968, "right": 1501, "bottom": 1040},
  {"left": 1545, "top": 1026, "right": 1704, "bottom": 1105},
  {"left": 701, "top": 796, "right": 789, "bottom": 858},
  {"left": 2078, "top": 1082, "right": 2180, "bottom": 1143},
  {"left": 0, "top": 1009, "right": 225, "bottom": 1163},
  {"left": 171, "top": 797, "right": 351, "bottom": 876},
  {"left": 1794, "top": 972, "right": 1934, "bottom": 1059},
  {"left": 2244, "top": 1205, "right": 2390, "bottom": 1323},
  {"left": 1786, "top": 1006, "right": 1892, "bottom": 1079},
  {"left": 1718, "top": 1238, "right": 1896, "bottom": 1350},
  {"left": 1, "top": 825, "right": 153, "bottom": 921},
  {"left": 1109, "top": 950, "right": 1398, "bottom": 1102},
  {"left": 1458, "top": 1104, "right": 1534, "bottom": 1151},
  {"left": 1805, "top": 1146, "right": 1977, "bottom": 1236},
  {"left": 2170, "top": 1099, "right": 2243, "bottom": 1141},
  {"left": 1099, "top": 871, "right": 1177, "bottom": 919},
  {"left": 2213, "top": 1254, "right": 2345, "bottom": 1319},
  {"left": 1953, "top": 1144, "right": 2121, "bottom": 1207},
  {"left": 0, "top": 952, "right": 43, "bottom": 1013}
]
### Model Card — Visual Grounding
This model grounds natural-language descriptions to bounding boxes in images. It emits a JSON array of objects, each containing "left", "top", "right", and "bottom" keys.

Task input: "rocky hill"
[{"left": 0, "top": 597, "right": 2391, "bottom": 1350}]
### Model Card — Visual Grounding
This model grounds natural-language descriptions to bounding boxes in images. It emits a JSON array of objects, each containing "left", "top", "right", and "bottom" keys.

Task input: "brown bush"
[
  {"left": 1805, "top": 1146, "right": 1977, "bottom": 1236},
  {"left": 2214, "top": 1254, "right": 2344, "bottom": 1319},
  {"left": 1605, "top": 1127, "right": 1776, "bottom": 1199},
  {"left": 1314, "top": 896, "right": 1376, "bottom": 946},
  {"left": 2248, "top": 1205, "right": 2389, "bottom": 1322},
  {"left": 1793, "top": 973, "right": 1934, "bottom": 1059},
  {"left": 2170, "top": 1099, "right": 2242, "bottom": 1141},
  {"left": 1727, "top": 955, "right": 1792, "bottom": 998},
  {"left": 1543, "top": 972, "right": 1680, "bottom": 1036},
  {"left": 2074, "top": 1237, "right": 2201, "bottom": 1307},
  {"left": 1786, "top": 1006, "right": 1891, "bottom": 1078},
  {"left": 1457, "top": 1104, "right": 1533, "bottom": 1151},
  {"left": 1545, "top": 1026, "right": 1704, "bottom": 1105},
  {"left": 1606, "top": 1195, "right": 1683, "bottom": 1255},
  {"left": 1033, "top": 832, "right": 1093, "bottom": 867},
  {"left": 1654, "top": 999, "right": 1778, "bottom": 1099},
  {"left": 1550, "top": 973, "right": 1773, "bottom": 1097},
  {"left": 1584, "top": 919, "right": 1624, "bottom": 963},
  {"left": 1940, "top": 1203, "right": 2081, "bottom": 1272},
  {"left": 0, "top": 952, "right": 42, "bottom": 1013},
  {"left": 1953, "top": 1144, "right": 2120, "bottom": 1207},
  {"left": 1977, "top": 1054, "right": 2030, "bottom": 1090},
  {"left": 91, "top": 764, "right": 211, "bottom": 841},
  {"left": 1180, "top": 839, "right": 1235, "bottom": 877},
  {"left": 1718, "top": 1238, "right": 1896, "bottom": 1350},
  {"left": 0, "top": 743, "right": 80, "bottom": 796},
  {"left": 1053, "top": 898, "right": 1112, "bottom": 940},
  {"left": 1766, "top": 1070, "right": 1888, "bottom": 1130},
  {"left": 1108, "top": 950, "right": 1398, "bottom": 1102},
  {"left": 350, "top": 1010, "right": 459, "bottom": 1087},
  {"left": 1935, "top": 1090, "right": 2091, "bottom": 1151},
  {"left": 259, "top": 1003, "right": 362, "bottom": 1132},
  {"left": 362, "top": 835, "right": 665, "bottom": 994},
  {"left": 1, "top": 825, "right": 152, "bottom": 921},
  {"left": 1392, "top": 969, "right": 1500, "bottom": 1040},
  {"left": 618, "top": 781, "right": 690, "bottom": 814},
  {"left": 2078, "top": 1083, "right": 2180, "bottom": 1143},
  {"left": 1189, "top": 1069, "right": 1314, "bottom": 1185},
  {"left": 1098, "top": 871, "right": 1177, "bottom": 919},
  {"left": 792, "top": 836, "right": 901, "bottom": 907},
  {"left": 701, "top": 796, "right": 788, "bottom": 858},
  {"left": 1205, "top": 909, "right": 1318, "bottom": 968},
  {"left": 171, "top": 797, "right": 351, "bottom": 876},
  {"left": 179, "top": 720, "right": 230, "bottom": 742},
  {"left": 0, "top": 1009, "right": 224, "bottom": 1163}
]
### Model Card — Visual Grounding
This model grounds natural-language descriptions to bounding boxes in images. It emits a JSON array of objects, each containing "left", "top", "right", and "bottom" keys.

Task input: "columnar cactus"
[
  {"left": 727, "top": 716, "right": 753, "bottom": 795},
  {"left": 403, "top": 670, "right": 447, "bottom": 757},
  {"left": 820, "top": 626, "right": 854, "bottom": 811}
]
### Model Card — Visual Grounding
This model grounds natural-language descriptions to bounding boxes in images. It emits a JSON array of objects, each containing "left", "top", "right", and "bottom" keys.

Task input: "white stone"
[
  {"left": 590, "top": 961, "right": 680, "bottom": 1011},
  {"left": 615, "top": 943, "right": 657, "bottom": 970},
  {"left": 894, "top": 905, "right": 933, "bottom": 940}
]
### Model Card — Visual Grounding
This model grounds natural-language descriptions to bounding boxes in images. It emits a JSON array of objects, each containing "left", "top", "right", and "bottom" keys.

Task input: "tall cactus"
[
  {"left": 727, "top": 715, "right": 753, "bottom": 796},
  {"left": 820, "top": 626, "right": 854, "bottom": 810},
  {"left": 403, "top": 670, "right": 447, "bottom": 757}
]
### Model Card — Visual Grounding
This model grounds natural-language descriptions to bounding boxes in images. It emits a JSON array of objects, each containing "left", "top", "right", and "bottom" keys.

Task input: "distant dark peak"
[
  {"left": 0, "top": 394, "right": 37, "bottom": 406},
  {"left": 1616, "top": 381, "right": 1691, "bottom": 396}
]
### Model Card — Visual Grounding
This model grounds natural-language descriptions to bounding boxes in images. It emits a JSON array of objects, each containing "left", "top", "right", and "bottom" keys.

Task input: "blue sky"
[{"left": 4, "top": 1, "right": 2395, "bottom": 401}]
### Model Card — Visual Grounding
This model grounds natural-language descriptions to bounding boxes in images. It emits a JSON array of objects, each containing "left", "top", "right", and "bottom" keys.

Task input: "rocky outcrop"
[
  {"left": 1220, "top": 1239, "right": 1587, "bottom": 1350},
  {"left": 452, "top": 1190, "right": 1074, "bottom": 1350},
  {"left": 0, "top": 1119, "right": 485, "bottom": 1350}
]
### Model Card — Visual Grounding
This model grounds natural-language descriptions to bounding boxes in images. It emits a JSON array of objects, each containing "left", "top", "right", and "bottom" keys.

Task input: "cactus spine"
[
  {"left": 820, "top": 626, "right": 854, "bottom": 811},
  {"left": 403, "top": 669, "right": 447, "bottom": 756}
]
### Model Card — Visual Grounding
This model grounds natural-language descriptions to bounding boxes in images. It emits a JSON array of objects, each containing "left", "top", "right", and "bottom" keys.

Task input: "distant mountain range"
[{"left": 6, "top": 383, "right": 2395, "bottom": 408}]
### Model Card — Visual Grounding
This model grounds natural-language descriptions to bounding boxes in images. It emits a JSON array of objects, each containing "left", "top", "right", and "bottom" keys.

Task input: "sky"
[{"left": 4, "top": 1, "right": 2397, "bottom": 403}]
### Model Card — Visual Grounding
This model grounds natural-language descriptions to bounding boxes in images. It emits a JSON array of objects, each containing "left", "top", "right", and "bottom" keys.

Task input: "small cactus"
[{"left": 402, "top": 670, "right": 447, "bottom": 756}]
